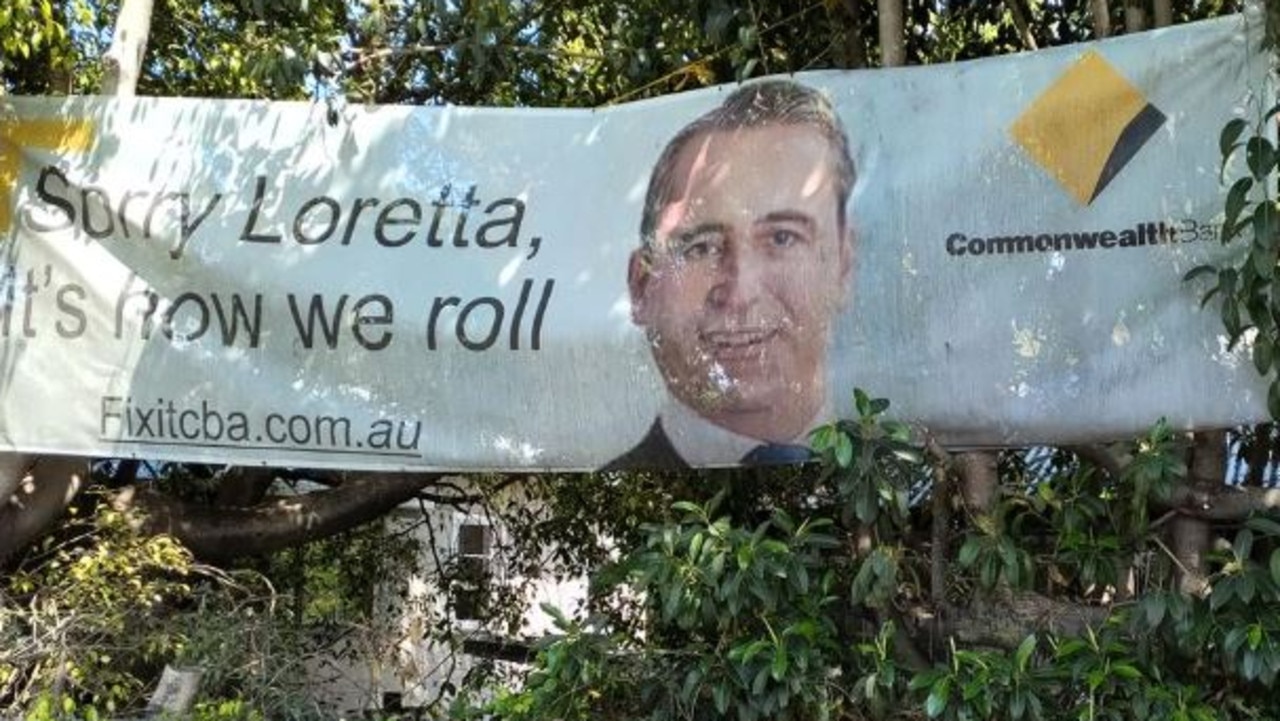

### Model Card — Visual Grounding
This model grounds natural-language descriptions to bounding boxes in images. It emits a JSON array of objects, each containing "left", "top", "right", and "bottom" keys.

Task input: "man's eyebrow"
[
  {"left": 757, "top": 210, "right": 816, "bottom": 229},
  {"left": 673, "top": 222, "right": 730, "bottom": 242}
]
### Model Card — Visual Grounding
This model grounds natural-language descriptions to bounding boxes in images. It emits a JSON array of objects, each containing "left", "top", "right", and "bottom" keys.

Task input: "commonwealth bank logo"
[
  {"left": 0, "top": 117, "right": 95, "bottom": 232},
  {"left": 1010, "top": 51, "right": 1165, "bottom": 205}
]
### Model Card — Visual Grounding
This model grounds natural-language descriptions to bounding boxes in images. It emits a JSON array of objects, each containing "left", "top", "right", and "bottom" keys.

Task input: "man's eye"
[
  {"left": 770, "top": 229, "right": 804, "bottom": 247},
  {"left": 679, "top": 235, "right": 722, "bottom": 261}
]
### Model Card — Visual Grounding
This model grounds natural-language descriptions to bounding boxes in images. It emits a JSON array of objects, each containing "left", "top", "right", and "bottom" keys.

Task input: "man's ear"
[{"left": 628, "top": 248, "right": 653, "bottom": 325}]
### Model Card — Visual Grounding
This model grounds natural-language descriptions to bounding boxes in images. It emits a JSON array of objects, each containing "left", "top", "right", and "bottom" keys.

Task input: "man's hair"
[{"left": 639, "top": 79, "right": 856, "bottom": 245}]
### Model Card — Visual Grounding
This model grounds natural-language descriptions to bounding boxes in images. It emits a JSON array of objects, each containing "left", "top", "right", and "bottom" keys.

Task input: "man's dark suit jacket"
[{"left": 599, "top": 419, "right": 690, "bottom": 472}]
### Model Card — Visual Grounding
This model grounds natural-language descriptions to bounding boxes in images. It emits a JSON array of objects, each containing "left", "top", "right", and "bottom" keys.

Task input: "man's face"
[{"left": 629, "top": 124, "right": 853, "bottom": 442}]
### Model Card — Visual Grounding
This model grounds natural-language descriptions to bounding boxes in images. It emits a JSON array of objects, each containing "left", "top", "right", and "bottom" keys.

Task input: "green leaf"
[
  {"left": 1221, "top": 117, "right": 1248, "bottom": 161},
  {"left": 689, "top": 532, "right": 705, "bottom": 562},
  {"left": 1223, "top": 298, "right": 1245, "bottom": 349},
  {"left": 1237, "top": 528, "right": 1256, "bottom": 560},
  {"left": 925, "top": 679, "right": 951, "bottom": 718},
  {"left": 1010, "top": 691, "right": 1027, "bottom": 720},
  {"left": 1269, "top": 381, "right": 1280, "bottom": 421},
  {"left": 672, "top": 500, "right": 702, "bottom": 516},
  {"left": 1253, "top": 247, "right": 1275, "bottom": 280},
  {"left": 1248, "top": 623, "right": 1264, "bottom": 650},
  {"left": 981, "top": 556, "right": 998, "bottom": 588},
  {"left": 909, "top": 670, "right": 943, "bottom": 691},
  {"left": 1247, "top": 136, "right": 1277, "bottom": 180},
  {"left": 1211, "top": 578, "right": 1234, "bottom": 611},
  {"left": 1248, "top": 516, "right": 1280, "bottom": 537},
  {"left": 1244, "top": 650, "right": 1261, "bottom": 680},
  {"left": 835, "top": 432, "right": 854, "bottom": 468},
  {"left": 1225, "top": 626, "right": 1248, "bottom": 655},
  {"left": 854, "top": 388, "right": 871, "bottom": 417},
  {"left": 1225, "top": 177, "right": 1254, "bottom": 240},
  {"left": 958, "top": 537, "right": 982, "bottom": 567},
  {"left": 713, "top": 683, "right": 730, "bottom": 714},
  {"left": 1254, "top": 202, "right": 1279, "bottom": 250},
  {"left": 1183, "top": 264, "right": 1217, "bottom": 282},
  {"left": 1112, "top": 663, "right": 1142, "bottom": 680},
  {"left": 1200, "top": 284, "right": 1221, "bottom": 309},
  {"left": 1015, "top": 635, "right": 1036, "bottom": 671},
  {"left": 1258, "top": 337, "right": 1276, "bottom": 375},
  {"left": 809, "top": 424, "right": 836, "bottom": 453},
  {"left": 1140, "top": 595, "right": 1165, "bottom": 629},
  {"left": 752, "top": 665, "right": 770, "bottom": 695},
  {"left": 770, "top": 647, "right": 789, "bottom": 680}
]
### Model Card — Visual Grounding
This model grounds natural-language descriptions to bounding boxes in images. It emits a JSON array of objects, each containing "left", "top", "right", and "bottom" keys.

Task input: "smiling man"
[{"left": 606, "top": 79, "right": 856, "bottom": 470}]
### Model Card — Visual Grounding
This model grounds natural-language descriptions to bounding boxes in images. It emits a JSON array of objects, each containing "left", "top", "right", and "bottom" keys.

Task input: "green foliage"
[
  {"left": 811, "top": 387, "right": 919, "bottom": 532},
  {"left": 480, "top": 390, "right": 915, "bottom": 721},
  {"left": 0, "top": 501, "right": 331, "bottom": 720},
  {"left": 2, "top": 503, "right": 196, "bottom": 713},
  {"left": 0, "top": 0, "right": 78, "bottom": 93},
  {"left": 909, "top": 635, "right": 1050, "bottom": 721},
  {"left": 1190, "top": 31, "right": 1280, "bottom": 417},
  {"left": 472, "top": 386, "right": 1280, "bottom": 720}
]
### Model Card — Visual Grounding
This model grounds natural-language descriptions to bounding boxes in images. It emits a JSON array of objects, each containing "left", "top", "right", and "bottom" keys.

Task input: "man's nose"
[{"left": 706, "top": 244, "right": 766, "bottom": 310}]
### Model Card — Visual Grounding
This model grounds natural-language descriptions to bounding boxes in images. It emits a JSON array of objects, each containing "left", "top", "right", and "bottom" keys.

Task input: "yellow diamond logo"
[
  {"left": 1010, "top": 50, "right": 1165, "bottom": 205},
  {"left": 0, "top": 117, "right": 96, "bottom": 232}
]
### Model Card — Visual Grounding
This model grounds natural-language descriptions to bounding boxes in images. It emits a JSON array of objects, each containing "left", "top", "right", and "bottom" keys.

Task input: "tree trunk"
[
  {"left": 1152, "top": 0, "right": 1173, "bottom": 28},
  {"left": 839, "top": 0, "right": 870, "bottom": 70},
  {"left": 956, "top": 452, "right": 998, "bottom": 516},
  {"left": 111, "top": 472, "right": 442, "bottom": 561},
  {"left": 929, "top": 452, "right": 951, "bottom": 605},
  {"left": 1124, "top": 0, "right": 1147, "bottom": 34},
  {"left": 1170, "top": 430, "right": 1226, "bottom": 595},
  {"left": 1090, "top": 0, "right": 1112, "bottom": 38},
  {"left": 100, "top": 0, "right": 155, "bottom": 96},
  {"left": 877, "top": 0, "right": 906, "bottom": 67},
  {"left": 0, "top": 458, "right": 86, "bottom": 566}
]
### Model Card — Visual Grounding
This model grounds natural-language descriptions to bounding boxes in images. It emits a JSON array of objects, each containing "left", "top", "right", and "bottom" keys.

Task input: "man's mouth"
[{"left": 700, "top": 328, "right": 779, "bottom": 360}]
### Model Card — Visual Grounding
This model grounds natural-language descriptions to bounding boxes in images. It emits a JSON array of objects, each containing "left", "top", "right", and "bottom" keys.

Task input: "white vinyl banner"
[{"left": 0, "top": 15, "right": 1272, "bottom": 470}]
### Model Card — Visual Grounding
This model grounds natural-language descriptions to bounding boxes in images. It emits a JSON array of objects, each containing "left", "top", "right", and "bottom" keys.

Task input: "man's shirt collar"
[{"left": 660, "top": 397, "right": 831, "bottom": 467}]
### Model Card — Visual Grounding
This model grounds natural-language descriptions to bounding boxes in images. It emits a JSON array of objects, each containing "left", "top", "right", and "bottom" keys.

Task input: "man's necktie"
[{"left": 741, "top": 443, "right": 813, "bottom": 465}]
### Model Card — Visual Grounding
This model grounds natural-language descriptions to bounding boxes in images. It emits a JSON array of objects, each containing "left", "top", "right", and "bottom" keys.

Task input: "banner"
[{"left": 0, "top": 15, "right": 1271, "bottom": 470}]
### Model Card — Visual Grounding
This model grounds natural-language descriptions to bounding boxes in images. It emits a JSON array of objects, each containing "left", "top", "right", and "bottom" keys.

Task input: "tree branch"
[
  {"left": 214, "top": 467, "right": 277, "bottom": 507},
  {"left": 112, "top": 472, "right": 445, "bottom": 561},
  {"left": 1161, "top": 484, "right": 1280, "bottom": 521},
  {"left": 1064, "top": 444, "right": 1125, "bottom": 480},
  {"left": 924, "top": 436, "right": 952, "bottom": 607},
  {"left": 956, "top": 451, "right": 998, "bottom": 516},
  {"left": 0, "top": 458, "right": 87, "bottom": 566},
  {"left": 1004, "top": 0, "right": 1038, "bottom": 50},
  {"left": 937, "top": 592, "right": 1109, "bottom": 649}
]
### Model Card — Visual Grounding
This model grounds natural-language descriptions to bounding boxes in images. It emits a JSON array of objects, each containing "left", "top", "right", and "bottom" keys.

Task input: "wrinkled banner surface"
[{"left": 0, "top": 15, "right": 1272, "bottom": 470}]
